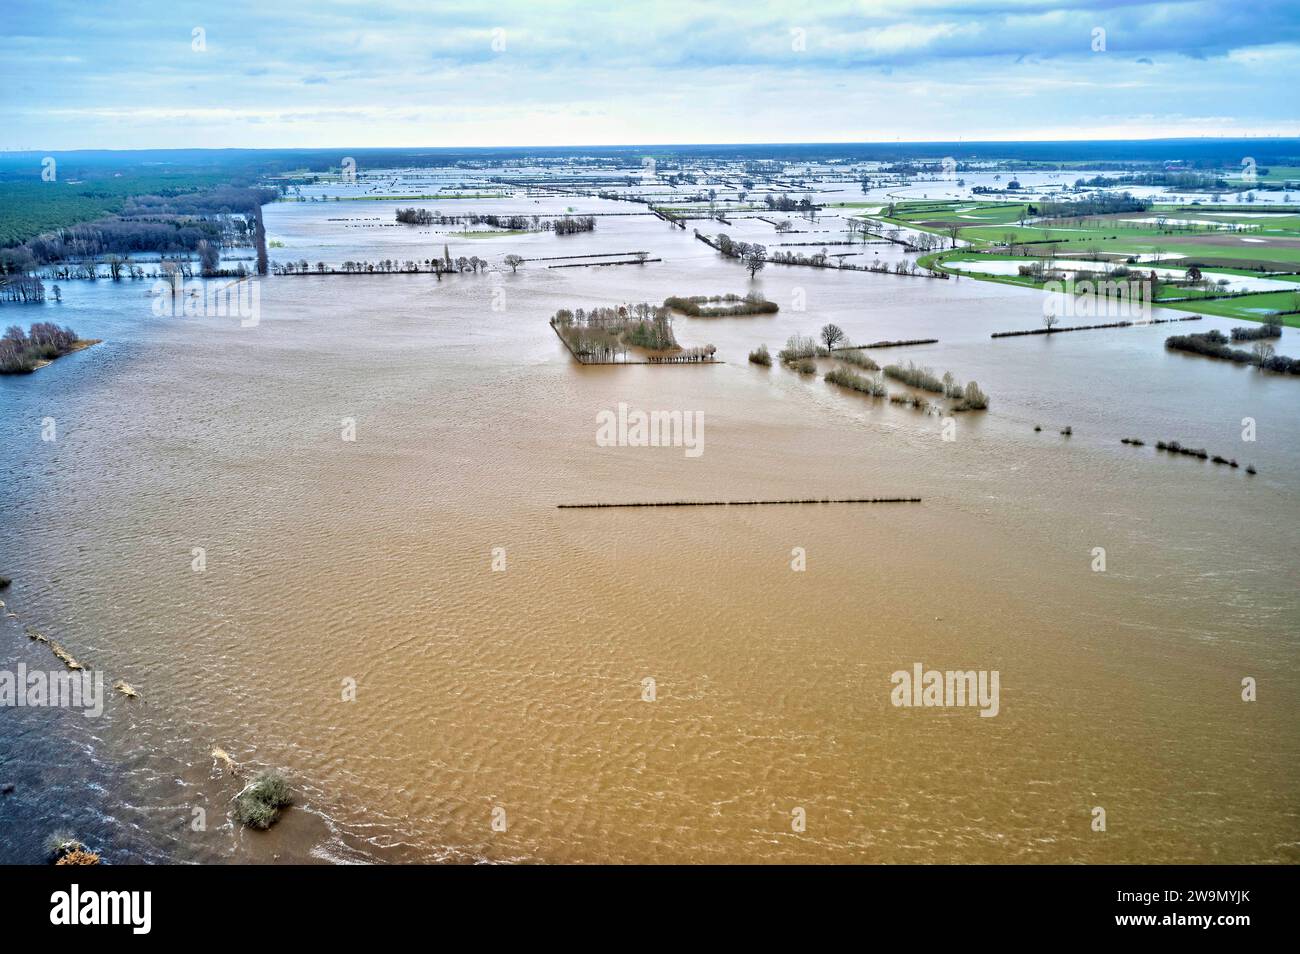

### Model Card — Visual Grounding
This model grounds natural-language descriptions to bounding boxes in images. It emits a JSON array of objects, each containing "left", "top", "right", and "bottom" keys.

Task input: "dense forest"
[{"left": 0, "top": 182, "right": 276, "bottom": 276}]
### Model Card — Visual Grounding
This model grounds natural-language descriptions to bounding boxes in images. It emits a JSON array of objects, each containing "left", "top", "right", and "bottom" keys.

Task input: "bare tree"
[
  {"left": 820, "top": 323, "right": 846, "bottom": 349},
  {"left": 161, "top": 260, "right": 181, "bottom": 298},
  {"left": 1253, "top": 341, "right": 1276, "bottom": 368},
  {"left": 504, "top": 254, "right": 524, "bottom": 273}
]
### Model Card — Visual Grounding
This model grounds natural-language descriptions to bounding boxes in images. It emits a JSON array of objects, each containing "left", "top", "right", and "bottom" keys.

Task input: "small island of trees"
[
  {"left": 1, "top": 322, "right": 98, "bottom": 374},
  {"left": 550, "top": 303, "right": 717, "bottom": 364},
  {"left": 395, "top": 208, "right": 596, "bottom": 234},
  {"left": 664, "top": 293, "right": 778, "bottom": 317}
]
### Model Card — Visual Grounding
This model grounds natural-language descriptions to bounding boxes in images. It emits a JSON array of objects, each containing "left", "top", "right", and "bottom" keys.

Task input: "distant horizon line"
[{"left": 3, "top": 135, "right": 1300, "bottom": 156}]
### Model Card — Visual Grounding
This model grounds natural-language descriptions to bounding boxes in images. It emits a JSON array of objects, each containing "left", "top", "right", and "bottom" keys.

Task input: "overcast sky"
[{"left": 3, "top": 0, "right": 1298, "bottom": 150}]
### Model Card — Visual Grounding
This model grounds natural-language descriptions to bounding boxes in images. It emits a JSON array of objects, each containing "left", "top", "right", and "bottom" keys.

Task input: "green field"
[
  {"left": 1159, "top": 290, "right": 1300, "bottom": 322},
  {"left": 1225, "top": 165, "right": 1300, "bottom": 186},
  {"left": 880, "top": 199, "right": 1300, "bottom": 322}
]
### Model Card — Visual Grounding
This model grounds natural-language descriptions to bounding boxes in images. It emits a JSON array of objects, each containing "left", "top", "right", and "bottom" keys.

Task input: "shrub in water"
[
  {"left": 883, "top": 361, "right": 945, "bottom": 394},
  {"left": 836, "top": 349, "right": 879, "bottom": 371},
  {"left": 778, "top": 334, "right": 818, "bottom": 364},
  {"left": 824, "top": 366, "right": 887, "bottom": 396},
  {"left": 234, "top": 770, "right": 294, "bottom": 830}
]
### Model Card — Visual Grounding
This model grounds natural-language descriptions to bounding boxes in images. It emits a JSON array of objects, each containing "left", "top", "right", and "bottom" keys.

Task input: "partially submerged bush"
[
  {"left": 777, "top": 334, "right": 818, "bottom": 365},
  {"left": 234, "top": 770, "right": 293, "bottom": 830},
  {"left": 46, "top": 831, "right": 94, "bottom": 863},
  {"left": 883, "top": 360, "right": 945, "bottom": 394},
  {"left": 748, "top": 344, "right": 772, "bottom": 366},
  {"left": 836, "top": 349, "right": 879, "bottom": 371},
  {"left": 888, "top": 392, "right": 936, "bottom": 412},
  {"left": 960, "top": 380, "right": 989, "bottom": 410},
  {"left": 1230, "top": 321, "right": 1282, "bottom": 341},
  {"left": 1165, "top": 330, "right": 1300, "bottom": 372},
  {"left": 1155, "top": 440, "right": 1208, "bottom": 460},
  {"left": 792, "top": 358, "right": 817, "bottom": 375}
]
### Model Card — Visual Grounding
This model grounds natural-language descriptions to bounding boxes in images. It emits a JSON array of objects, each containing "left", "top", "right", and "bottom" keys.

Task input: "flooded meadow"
[{"left": 2, "top": 165, "right": 1297, "bottom": 864}]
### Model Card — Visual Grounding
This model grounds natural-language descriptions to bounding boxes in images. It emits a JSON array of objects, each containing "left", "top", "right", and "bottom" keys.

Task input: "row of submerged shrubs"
[
  {"left": 889, "top": 392, "right": 937, "bottom": 412},
  {"left": 1166, "top": 330, "right": 1300, "bottom": 373},
  {"left": 393, "top": 210, "right": 596, "bottom": 234},
  {"left": 849, "top": 338, "right": 939, "bottom": 349},
  {"left": 883, "top": 361, "right": 945, "bottom": 393},
  {"left": 822, "top": 362, "right": 987, "bottom": 410},
  {"left": 771, "top": 344, "right": 989, "bottom": 410},
  {"left": 396, "top": 209, "right": 548, "bottom": 230},
  {"left": 992, "top": 316, "right": 1200, "bottom": 338},
  {"left": 665, "top": 293, "right": 779, "bottom": 317},
  {"left": 824, "top": 366, "right": 887, "bottom": 396},
  {"left": 1157, "top": 440, "right": 1209, "bottom": 460},
  {"left": 1230, "top": 320, "right": 1283, "bottom": 341},
  {"left": 836, "top": 349, "right": 879, "bottom": 371},
  {"left": 1, "top": 322, "right": 82, "bottom": 374},
  {"left": 1152, "top": 440, "right": 1255, "bottom": 473},
  {"left": 1166, "top": 330, "right": 1254, "bottom": 361}
]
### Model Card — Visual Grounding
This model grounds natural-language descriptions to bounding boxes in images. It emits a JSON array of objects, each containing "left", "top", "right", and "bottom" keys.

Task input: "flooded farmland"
[{"left": 2, "top": 166, "right": 1297, "bottom": 865}]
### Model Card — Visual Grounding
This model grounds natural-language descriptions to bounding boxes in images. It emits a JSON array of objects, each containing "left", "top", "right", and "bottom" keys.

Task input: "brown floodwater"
[{"left": 1, "top": 185, "right": 1297, "bottom": 864}]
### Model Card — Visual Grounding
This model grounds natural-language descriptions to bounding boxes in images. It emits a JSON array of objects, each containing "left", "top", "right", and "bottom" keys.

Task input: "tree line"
[
  {"left": 0, "top": 322, "right": 80, "bottom": 373},
  {"left": 394, "top": 208, "right": 596, "bottom": 234}
]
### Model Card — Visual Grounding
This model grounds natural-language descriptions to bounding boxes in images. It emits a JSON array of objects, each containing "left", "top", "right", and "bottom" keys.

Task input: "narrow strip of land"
[{"left": 558, "top": 497, "right": 922, "bottom": 509}]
